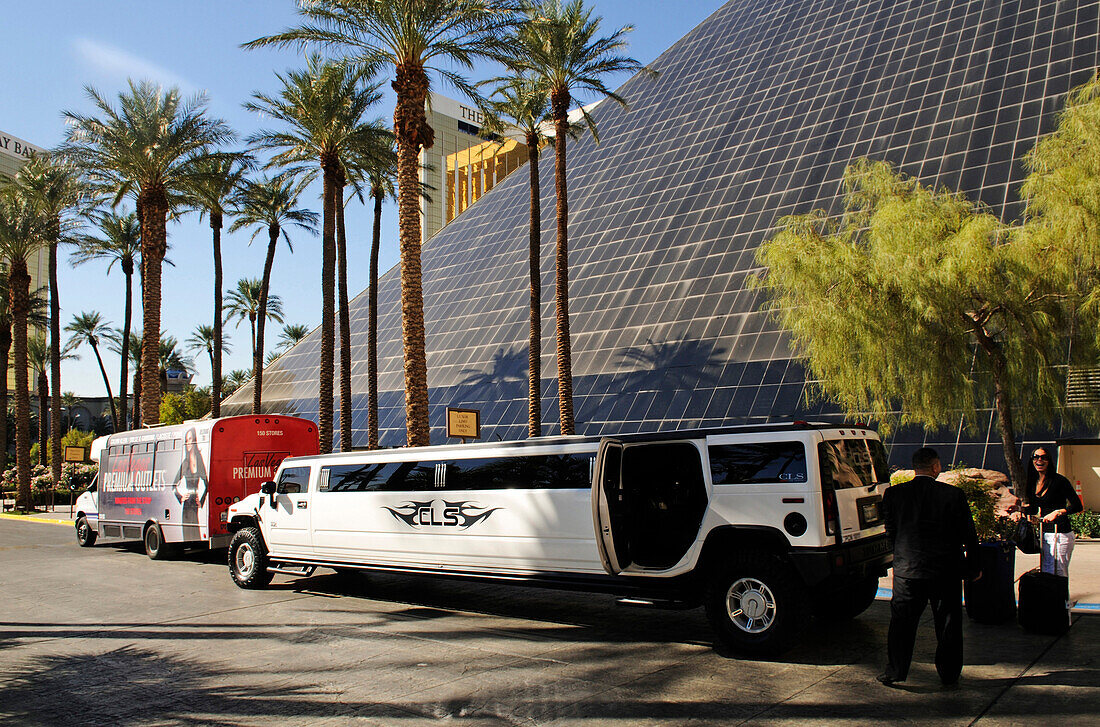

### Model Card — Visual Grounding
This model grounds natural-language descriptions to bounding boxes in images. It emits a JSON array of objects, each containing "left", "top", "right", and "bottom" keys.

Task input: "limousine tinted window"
[
  {"left": 708, "top": 442, "right": 807, "bottom": 485},
  {"left": 444, "top": 453, "right": 593, "bottom": 490}
]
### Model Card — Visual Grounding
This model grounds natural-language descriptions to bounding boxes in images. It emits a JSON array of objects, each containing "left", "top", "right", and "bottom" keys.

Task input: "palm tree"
[
  {"left": 244, "top": 54, "right": 386, "bottom": 452},
  {"left": 483, "top": 77, "right": 554, "bottom": 437},
  {"left": 61, "top": 391, "right": 81, "bottom": 431},
  {"left": 224, "top": 369, "right": 252, "bottom": 398},
  {"left": 187, "top": 324, "right": 231, "bottom": 390},
  {"left": 225, "top": 278, "right": 285, "bottom": 375},
  {"left": 278, "top": 323, "right": 310, "bottom": 350},
  {"left": 508, "top": 0, "right": 644, "bottom": 434},
  {"left": 363, "top": 141, "right": 397, "bottom": 449},
  {"left": 157, "top": 336, "right": 193, "bottom": 390},
  {"left": 65, "top": 311, "right": 117, "bottom": 428},
  {"left": 183, "top": 153, "right": 250, "bottom": 418},
  {"left": 71, "top": 210, "right": 140, "bottom": 432},
  {"left": 0, "top": 271, "right": 47, "bottom": 473},
  {"left": 61, "top": 80, "right": 232, "bottom": 428},
  {"left": 0, "top": 192, "right": 48, "bottom": 510},
  {"left": 229, "top": 175, "right": 317, "bottom": 414},
  {"left": 27, "top": 337, "right": 52, "bottom": 465},
  {"left": 246, "top": 2, "right": 517, "bottom": 447},
  {"left": 3, "top": 152, "right": 86, "bottom": 492}
]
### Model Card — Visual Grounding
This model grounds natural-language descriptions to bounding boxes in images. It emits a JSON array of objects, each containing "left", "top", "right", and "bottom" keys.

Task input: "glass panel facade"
[{"left": 222, "top": 0, "right": 1100, "bottom": 472}]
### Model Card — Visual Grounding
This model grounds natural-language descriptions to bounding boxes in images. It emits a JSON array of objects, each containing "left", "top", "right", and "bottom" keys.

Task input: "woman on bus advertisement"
[{"left": 174, "top": 428, "right": 209, "bottom": 527}]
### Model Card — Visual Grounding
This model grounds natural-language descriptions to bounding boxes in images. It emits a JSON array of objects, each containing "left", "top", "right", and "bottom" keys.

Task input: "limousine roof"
[{"left": 291, "top": 422, "right": 875, "bottom": 461}]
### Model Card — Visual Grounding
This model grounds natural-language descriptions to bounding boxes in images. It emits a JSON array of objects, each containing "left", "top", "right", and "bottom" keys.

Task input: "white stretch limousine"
[{"left": 226, "top": 424, "right": 893, "bottom": 654}]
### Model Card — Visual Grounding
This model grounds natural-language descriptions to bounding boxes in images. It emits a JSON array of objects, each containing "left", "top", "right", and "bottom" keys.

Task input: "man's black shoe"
[
  {"left": 876, "top": 673, "right": 902, "bottom": 687},
  {"left": 941, "top": 680, "right": 959, "bottom": 690}
]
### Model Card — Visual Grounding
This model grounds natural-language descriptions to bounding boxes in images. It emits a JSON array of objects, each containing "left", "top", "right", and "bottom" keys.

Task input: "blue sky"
[{"left": 2, "top": 0, "right": 726, "bottom": 398}]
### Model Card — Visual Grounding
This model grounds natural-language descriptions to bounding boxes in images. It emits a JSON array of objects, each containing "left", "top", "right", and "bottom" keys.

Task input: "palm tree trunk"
[
  {"left": 253, "top": 223, "right": 279, "bottom": 414},
  {"left": 249, "top": 315, "right": 256, "bottom": 367},
  {"left": 118, "top": 261, "right": 132, "bottom": 433},
  {"left": 368, "top": 188, "right": 382, "bottom": 450},
  {"left": 211, "top": 213, "right": 223, "bottom": 418},
  {"left": 48, "top": 235, "right": 62, "bottom": 493},
  {"left": 91, "top": 340, "right": 118, "bottom": 424},
  {"left": 132, "top": 366, "right": 142, "bottom": 429},
  {"left": 551, "top": 97, "right": 575, "bottom": 435},
  {"left": 37, "top": 370, "right": 48, "bottom": 466},
  {"left": 139, "top": 191, "right": 168, "bottom": 426},
  {"left": 337, "top": 183, "right": 352, "bottom": 451},
  {"left": 527, "top": 136, "right": 542, "bottom": 438},
  {"left": 0, "top": 323, "right": 9, "bottom": 471},
  {"left": 393, "top": 65, "right": 432, "bottom": 447},
  {"left": 11, "top": 261, "right": 31, "bottom": 511},
  {"left": 319, "top": 163, "right": 337, "bottom": 454}
]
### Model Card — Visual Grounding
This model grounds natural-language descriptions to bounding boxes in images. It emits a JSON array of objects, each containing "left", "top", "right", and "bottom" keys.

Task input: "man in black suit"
[{"left": 878, "top": 447, "right": 980, "bottom": 688}]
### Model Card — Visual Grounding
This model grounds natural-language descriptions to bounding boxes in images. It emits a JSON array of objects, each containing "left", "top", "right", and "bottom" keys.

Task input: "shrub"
[{"left": 1070, "top": 510, "right": 1100, "bottom": 538}]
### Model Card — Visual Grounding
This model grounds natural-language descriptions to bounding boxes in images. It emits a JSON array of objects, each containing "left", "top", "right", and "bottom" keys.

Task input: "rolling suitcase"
[{"left": 1018, "top": 568, "right": 1070, "bottom": 635}]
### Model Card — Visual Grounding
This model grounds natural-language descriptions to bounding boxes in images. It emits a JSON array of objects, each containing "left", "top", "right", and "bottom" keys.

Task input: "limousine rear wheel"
[
  {"left": 704, "top": 551, "right": 808, "bottom": 657},
  {"left": 229, "top": 527, "right": 273, "bottom": 589}
]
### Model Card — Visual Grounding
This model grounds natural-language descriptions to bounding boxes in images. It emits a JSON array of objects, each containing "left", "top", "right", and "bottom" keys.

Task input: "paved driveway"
[{"left": 0, "top": 518, "right": 1096, "bottom": 726}]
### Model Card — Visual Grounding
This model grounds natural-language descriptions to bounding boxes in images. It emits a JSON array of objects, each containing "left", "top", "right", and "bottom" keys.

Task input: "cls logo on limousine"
[{"left": 384, "top": 500, "right": 502, "bottom": 530}]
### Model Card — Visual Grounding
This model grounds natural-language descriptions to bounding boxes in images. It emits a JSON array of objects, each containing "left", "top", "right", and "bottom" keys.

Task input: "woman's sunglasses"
[{"left": 1032, "top": 454, "right": 1049, "bottom": 461}]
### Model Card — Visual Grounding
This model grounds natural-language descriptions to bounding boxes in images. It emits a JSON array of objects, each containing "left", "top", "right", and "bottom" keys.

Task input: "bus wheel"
[
  {"left": 75, "top": 517, "right": 97, "bottom": 547},
  {"left": 229, "top": 527, "right": 273, "bottom": 589},
  {"left": 704, "top": 551, "right": 808, "bottom": 657},
  {"left": 144, "top": 523, "right": 173, "bottom": 560}
]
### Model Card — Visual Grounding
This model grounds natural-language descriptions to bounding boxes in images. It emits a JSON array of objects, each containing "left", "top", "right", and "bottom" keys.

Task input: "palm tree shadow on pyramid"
[{"left": 224, "top": 0, "right": 1100, "bottom": 469}]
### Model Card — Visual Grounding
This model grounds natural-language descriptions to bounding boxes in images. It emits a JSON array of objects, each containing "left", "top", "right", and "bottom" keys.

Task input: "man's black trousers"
[{"left": 885, "top": 575, "right": 963, "bottom": 683}]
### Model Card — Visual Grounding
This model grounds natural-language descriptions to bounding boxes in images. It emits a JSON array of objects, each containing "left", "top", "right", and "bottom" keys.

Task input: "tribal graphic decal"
[{"left": 384, "top": 500, "right": 502, "bottom": 530}]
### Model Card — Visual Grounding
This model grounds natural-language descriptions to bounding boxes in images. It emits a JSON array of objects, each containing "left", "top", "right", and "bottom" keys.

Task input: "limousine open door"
[{"left": 593, "top": 437, "right": 710, "bottom": 575}]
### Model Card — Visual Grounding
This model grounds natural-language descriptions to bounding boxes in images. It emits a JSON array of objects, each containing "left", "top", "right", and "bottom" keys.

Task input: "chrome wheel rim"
[
  {"left": 235, "top": 542, "right": 255, "bottom": 578},
  {"left": 725, "top": 577, "right": 777, "bottom": 634},
  {"left": 78, "top": 522, "right": 88, "bottom": 541}
]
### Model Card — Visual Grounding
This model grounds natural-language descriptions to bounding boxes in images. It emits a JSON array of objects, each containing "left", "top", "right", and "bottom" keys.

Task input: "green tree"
[
  {"left": 183, "top": 153, "right": 250, "bottom": 418},
  {"left": 61, "top": 80, "right": 232, "bottom": 427},
  {"left": 186, "top": 324, "right": 231, "bottom": 395},
  {"left": 65, "top": 311, "right": 117, "bottom": 427},
  {"left": 160, "top": 387, "right": 212, "bottom": 425},
  {"left": 3, "top": 153, "right": 86, "bottom": 494},
  {"left": 483, "top": 77, "right": 554, "bottom": 437},
  {"left": 756, "top": 160, "right": 1091, "bottom": 490},
  {"left": 244, "top": 54, "right": 386, "bottom": 452},
  {"left": 363, "top": 138, "right": 398, "bottom": 449},
  {"left": 71, "top": 210, "right": 140, "bottom": 432},
  {"left": 229, "top": 175, "right": 317, "bottom": 414},
  {"left": 225, "top": 278, "right": 285, "bottom": 379},
  {"left": 506, "top": 0, "right": 645, "bottom": 434},
  {"left": 224, "top": 369, "right": 252, "bottom": 398},
  {"left": 247, "top": 0, "right": 518, "bottom": 447},
  {"left": 0, "top": 193, "right": 48, "bottom": 509}
]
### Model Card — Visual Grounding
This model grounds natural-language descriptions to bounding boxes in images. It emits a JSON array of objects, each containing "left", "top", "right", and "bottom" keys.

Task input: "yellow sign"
[
  {"left": 64, "top": 446, "right": 86, "bottom": 463},
  {"left": 446, "top": 408, "right": 481, "bottom": 440}
]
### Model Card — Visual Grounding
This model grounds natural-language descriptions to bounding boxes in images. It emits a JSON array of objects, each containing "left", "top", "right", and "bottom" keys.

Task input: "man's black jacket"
[{"left": 882, "top": 475, "right": 980, "bottom": 580}]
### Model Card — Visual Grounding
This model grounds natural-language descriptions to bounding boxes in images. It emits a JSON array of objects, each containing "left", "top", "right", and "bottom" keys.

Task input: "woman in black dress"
[{"left": 1013, "top": 447, "right": 1083, "bottom": 576}]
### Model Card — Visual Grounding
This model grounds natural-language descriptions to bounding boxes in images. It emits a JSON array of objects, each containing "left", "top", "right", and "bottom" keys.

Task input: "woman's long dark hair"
[{"left": 1024, "top": 447, "right": 1055, "bottom": 504}]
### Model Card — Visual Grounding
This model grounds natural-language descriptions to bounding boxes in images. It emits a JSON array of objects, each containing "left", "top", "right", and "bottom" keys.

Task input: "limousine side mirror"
[{"left": 260, "top": 481, "right": 277, "bottom": 509}]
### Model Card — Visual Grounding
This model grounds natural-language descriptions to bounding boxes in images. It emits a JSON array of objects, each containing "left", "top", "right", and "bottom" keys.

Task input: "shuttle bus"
[
  {"left": 75, "top": 415, "right": 319, "bottom": 558},
  {"left": 226, "top": 423, "right": 892, "bottom": 654}
]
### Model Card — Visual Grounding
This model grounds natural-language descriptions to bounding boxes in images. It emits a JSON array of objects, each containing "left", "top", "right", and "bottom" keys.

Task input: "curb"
[{"left": 0, "top": 513, "right": 74, "bottom": 527}]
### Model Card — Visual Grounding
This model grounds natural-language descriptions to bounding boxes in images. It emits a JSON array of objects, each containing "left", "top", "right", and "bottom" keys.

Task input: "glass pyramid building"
[{"left": 223, "top": 0, "right": 1100, "bottom": 468}]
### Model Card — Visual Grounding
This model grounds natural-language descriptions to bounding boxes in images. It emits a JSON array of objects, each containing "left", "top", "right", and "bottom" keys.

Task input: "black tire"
[
  {"left": 704, "top": 550, "right": 810, "bottom": 657},
  {"left": 144, "top": 523, "right": 173, "bottom": 560},
  {"left": 75, "top": 517, "right": 97, "bottom": 547},
  {"left": 813, "top": 576, "right": 881, "bottom": 621},
  {"left": 229, "top": 527, "right": 273, "bottom": 589}
]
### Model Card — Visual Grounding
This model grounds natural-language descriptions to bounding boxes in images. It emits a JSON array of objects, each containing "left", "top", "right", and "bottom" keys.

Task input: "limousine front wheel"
[
  {"left": 229, "top": 527, "right": 273, "bottom": 589},
  {"left": 704, "top": 551, "right": 808, "bottom": 657}
]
